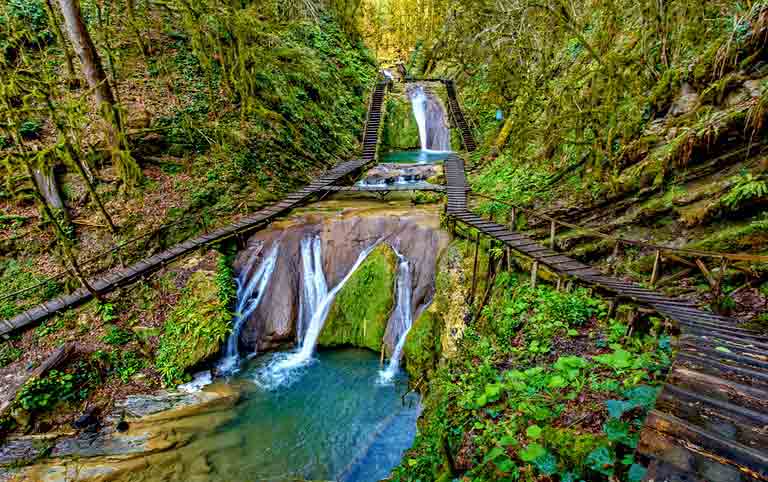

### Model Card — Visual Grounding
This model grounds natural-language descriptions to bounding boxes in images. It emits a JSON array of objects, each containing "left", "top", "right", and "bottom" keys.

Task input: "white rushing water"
[
  {"left": 378, "top": 253, "right": 414, "bottom": 384},
  {"left": 217, "top": 244, "right": 280, "bottom": 375},
  {"left": 255, "top": 239, "right": 381, "bottom": 388},
  {"left": 297, "top": 236, "right": 327, "bottom": 342},
  {"left": 408, "top": 85, "right": 451, "bottom": 153},
  {"left": 409, "top": 86, "right": 429, "bottom": 151}
]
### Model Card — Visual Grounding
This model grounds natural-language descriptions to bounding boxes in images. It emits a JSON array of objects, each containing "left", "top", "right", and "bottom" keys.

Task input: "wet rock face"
[
  {"left": 362, "top": 163, "right": 441, "bottom": 185},
  {"left": 234, "top": 215, "right": 449, "bottom": 354}
]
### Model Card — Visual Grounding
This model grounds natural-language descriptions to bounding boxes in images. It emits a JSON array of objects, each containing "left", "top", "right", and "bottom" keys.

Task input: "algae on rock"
[
  {"left": 318, "top": 244, "right": 398, "bottom": 351},
  {"left": 155, "top": 254, "right": 235, "bottom": 386}
]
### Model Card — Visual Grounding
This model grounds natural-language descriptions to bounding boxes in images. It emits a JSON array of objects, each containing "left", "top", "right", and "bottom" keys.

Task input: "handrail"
[
  {"left": 0, "top": 213, "right": 207, "bottom": 303},
  {"left": 468, "top": 191, "right": 768, "bottom": 263}
]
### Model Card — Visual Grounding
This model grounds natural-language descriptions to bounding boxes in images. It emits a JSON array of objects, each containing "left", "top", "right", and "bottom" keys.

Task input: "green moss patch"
[
  {"left": 319, "top": 244, "right": 398, "bottom": 352},
  {"left": 403, "top": 307, "right": 441, "bottom": 379},
  {"left": 155, "top": 254, "right": 235, "bottom": 386}
]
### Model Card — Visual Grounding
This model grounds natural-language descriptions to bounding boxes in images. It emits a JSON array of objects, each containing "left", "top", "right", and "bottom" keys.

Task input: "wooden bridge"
[{"left": 3, "top": 73, "right": 768, "bottom": 481}]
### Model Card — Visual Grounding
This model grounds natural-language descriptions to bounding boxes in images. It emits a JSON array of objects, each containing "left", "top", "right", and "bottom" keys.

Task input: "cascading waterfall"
[
  {"left": 409, "top": 87, "right": 429, "bottom": 151},
  {"left": 297, "top": 236, "right": 327, "bottom": 342},
  {"left": 217, "top": 244, "right": 280, "bottom": 374},
  {"left": 408, "top": 85, "right": 451, "bottom": 153},
  {"left": 378, "top": 253, "right": 413, "bottom": 383},
  {"left": 256, "top": 239, "right": 381, "bottom": 387}
]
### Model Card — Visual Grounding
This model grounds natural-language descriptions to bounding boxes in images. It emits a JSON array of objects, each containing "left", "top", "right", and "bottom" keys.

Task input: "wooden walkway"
[
  {"left": 0, "top": 80, "right": 391, "bottom": 336},
  {"left": 441, "top": 84, "right": 768, "bottom": 481},
  {"left": 320, "top": 182, "right": 444, "bottom": 192}
]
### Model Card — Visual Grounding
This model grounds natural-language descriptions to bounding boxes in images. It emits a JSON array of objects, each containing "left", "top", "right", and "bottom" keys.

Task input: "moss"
[
  {"left": 318, "top": 244, "right": 398, "bottom": 351},
  {"left": 688, "top": 217, "right": 768, "bottom": 252},
  {"left": 381, "top": 93, "right": 420, "bottom": 151},
  {"left": 155, "top": 254, "right": 234, "bottom": 386},
  {"left": 403, "top": 307, "right": 441, "bottom": 379}
]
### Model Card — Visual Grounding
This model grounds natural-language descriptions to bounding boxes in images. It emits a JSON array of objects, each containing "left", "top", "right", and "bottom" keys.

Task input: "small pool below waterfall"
[
  {"left": 381, "top": 149, "right": 452, "bottom": 164},
  {"left": 201, "top": 349, "right": 420, "bottom": 481}
]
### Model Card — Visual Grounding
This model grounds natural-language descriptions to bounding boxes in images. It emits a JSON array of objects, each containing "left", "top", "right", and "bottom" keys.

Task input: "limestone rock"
[
  {"left": 668, "top": 83, "right": 700, "bottom": 117},
  {"left": 319, "top": 244, "right": 398, "bottom": 351}
]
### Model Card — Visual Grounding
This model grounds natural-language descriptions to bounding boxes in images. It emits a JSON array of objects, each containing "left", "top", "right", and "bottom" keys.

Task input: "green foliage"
[
  {"left": 0, "top": 260, "right": 62, "bottom": 320},
  {"left": 101, "top": 324, "right": 133, "bottom": 346},
  {"left": 722, "top": 173, "right": 767, "bottom": 210},
  {"left": 96, "top": 302, "right": 116, "bottom": 323},
  {"left": 155, "top": 257, "right": 234, "bottom": 386},
  {"left": 96, "top": 350, "right": 144, "bottom": 383},
  {"left": 393, "top": 267, "right": 671, "bottom": 481},
  {"left": 0, "top": 343, "right": 22, "bottom": 368},
  {"left": 18, "top": 119, "right": 42, "bottom": 140},
  {"left": 17, "top": 364, "right": 95, "bottom": 412}
]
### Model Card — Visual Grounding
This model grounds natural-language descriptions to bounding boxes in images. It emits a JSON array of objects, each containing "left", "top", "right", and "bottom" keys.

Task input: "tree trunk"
[
  {"left": 58, "top": 0, "right": 143, "bottom": 190},
  {"left": 58, "top": 0, "right": 115, "bottom": 110},
  {"left": 125, "top": 0, "right": 149, "bottom": 57},
  {"left": 24, "top": 157, "right": 100, "bottom": 299},
  {"left": 43, "top": 0, "right": 78, "bottom": 87},
  {"left": 44, "top": 94, "right": 117, "bottom": 234}
]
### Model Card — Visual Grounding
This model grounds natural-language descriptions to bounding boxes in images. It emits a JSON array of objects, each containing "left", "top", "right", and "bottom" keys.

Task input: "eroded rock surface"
[{"left": 233, "top": 212, "right": 449, "bottom": 354}]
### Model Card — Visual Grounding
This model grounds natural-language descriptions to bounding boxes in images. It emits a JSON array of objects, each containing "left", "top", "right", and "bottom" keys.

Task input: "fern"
[{"left": 722, "top": 173, "right": 768, "bottom": 209}]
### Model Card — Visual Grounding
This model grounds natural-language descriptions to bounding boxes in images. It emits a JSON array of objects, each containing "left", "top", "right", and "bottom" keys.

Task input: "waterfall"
[
  {"left": 256, "top": 239, "right": 381, "bottom": 387},
  {"left": 297, "top": 236, "right": 327, "bottom": 342},
  {"left": 217, "top": 244, "right": 280, "bottom": 375},
  {"left": 378, "top": 253, "right": 414, "bottom": 383},
  {"left": 409, "top": 87, "right": 429, "bottom": 151},
  {"left": 408, "top": 85, "right": 451, "bottom": 153}
]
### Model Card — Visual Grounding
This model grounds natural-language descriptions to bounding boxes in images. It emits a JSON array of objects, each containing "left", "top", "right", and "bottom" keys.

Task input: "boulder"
[
  {"left": 668, "top": 83, "right": 700, "bottom": 117},
  {"left": 318, "top": 244, "right": 398, "bottom": 351}
]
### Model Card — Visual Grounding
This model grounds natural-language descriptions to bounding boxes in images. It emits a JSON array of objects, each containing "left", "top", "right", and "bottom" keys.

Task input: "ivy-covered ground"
[{"left": 392, "top": 240, "right": 673, "bottom": 482}]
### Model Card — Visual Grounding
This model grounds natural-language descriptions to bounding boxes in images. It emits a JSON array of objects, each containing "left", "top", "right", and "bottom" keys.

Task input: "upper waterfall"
[{"left": 407, "top": 85, "right": 451, "bottom": 152}]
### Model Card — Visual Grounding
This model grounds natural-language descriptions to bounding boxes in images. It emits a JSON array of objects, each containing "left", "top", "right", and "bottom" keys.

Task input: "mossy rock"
[
  {"left": 403, "top": 306, "right": 441, "bottom": 379},
  {"left": 381, "top": 94, "right": 420, "bottom": 150},
  {"left": 319, "top": 244, "right": 398, "bottom": 351},
  {"left": 155, "top": 254, "right": 234, "bottom": 386}
]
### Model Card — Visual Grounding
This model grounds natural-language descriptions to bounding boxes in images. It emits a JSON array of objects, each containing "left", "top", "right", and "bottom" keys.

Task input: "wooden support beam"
[
  {"left": 550, "top": 220, "right": 556, "bottom": 249},
  {"left": 510, "top": 207, "right": 516, "bottom": 231},
  {"left": 650, "top": 249, "right": 662, "bottom": 287},
  {"left": 713, "top": 258, "right": 729, "bottom": 302},
  {"left": 531, "top": 261, "right": 539, "bottom": 289},
  {"left": 470, "top": 233, "right": 481, "bottom": 305},
  {"left": 695, "top": 258, "right": 716, "bottom": 288},
  {"left": 655, "top": 268, "right": 694, "bottom": 289}
]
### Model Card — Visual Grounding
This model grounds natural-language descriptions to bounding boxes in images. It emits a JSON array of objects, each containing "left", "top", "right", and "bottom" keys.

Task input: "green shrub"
[
  {"left": 155, "top": 256, "right": 234, "bottom": 386},
  {"left": 101, "top": 324, "right": 133, "bottom": 345}
]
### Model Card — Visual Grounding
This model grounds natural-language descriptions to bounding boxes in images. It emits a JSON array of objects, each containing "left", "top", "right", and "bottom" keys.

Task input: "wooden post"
[
  {"left": 470, "top": 233, "right": 481, "bottom": 305},
  {"left": 550, "top": 220, "right": 556, "bottom": 249},
  {"left": 565, "top": 280, "right": 573, "bottom": 292},
  {"left": 607, "top": 299, "right": 617, "bottom": 319},
  {"left": 506, "top": 247, "right": 512, "bottom": 272},
  {"left": 531, "top": 261, "right": 539, "bottom": 288},
  {"left": 695, "top": 258, "right": 715, "bottom": 288},
  {"left": 510, "top": 208, "right": 516, "bottom": 231},
  {"left": 713, "top": 258, "right": 729, "bottom": 302},
  {"left": 650, "top": 250, "right": 662, "bottom": 287},
  {"left": 556, "top": 276, "right": 562, "bottom": 291}
]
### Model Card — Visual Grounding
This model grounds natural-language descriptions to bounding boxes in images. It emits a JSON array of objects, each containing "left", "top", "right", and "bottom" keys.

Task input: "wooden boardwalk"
[
  {"left": 442, "top": 84, "right": 768, "bottom": 481},
  {"left": 320, "top": 182, "right": 444, "bottom": 192},
  {"left": 0, "top": 80, "right": 390, "bottom": 336}
]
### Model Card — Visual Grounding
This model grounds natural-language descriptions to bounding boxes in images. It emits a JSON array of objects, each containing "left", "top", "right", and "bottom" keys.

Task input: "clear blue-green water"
[
  {"left": 381, "top": 150, "right": 452, "bottom": 164},
  {"left": 204, "top": 349, "right": 420, "bottom": 481}
]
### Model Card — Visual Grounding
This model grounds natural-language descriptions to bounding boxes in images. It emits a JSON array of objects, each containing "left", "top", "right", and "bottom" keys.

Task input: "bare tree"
[
  {"left": 57, "top": 0, "right": 143, "bottom": 189},
  {"left": 57, "top": 0, "right": 115, "bottom": 111},
  {"left": 43, "top": 0, "right": 79, "bottom": 87}
]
